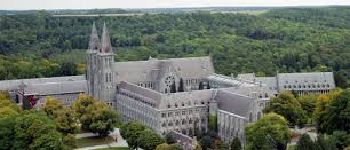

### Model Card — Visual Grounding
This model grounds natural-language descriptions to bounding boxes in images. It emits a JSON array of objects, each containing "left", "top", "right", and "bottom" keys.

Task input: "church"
[{"left": 86, "top": 23, "right": 271, "bottom": 143}]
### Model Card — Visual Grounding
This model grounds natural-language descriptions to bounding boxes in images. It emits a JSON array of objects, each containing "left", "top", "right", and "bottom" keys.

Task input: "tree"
[
  {"left": 72, "top": 94, "right": 95, "bottom": 117},
  {"left": 59, "top": 62, "right": 78, "bottom": 76},
  {"left": 334, "top": 71, "right": 348, "bottom": 88},
  {"left": 88, "top": 102, "right": 118, "bottom": 136},
  {"left": 330, "top": 131, "right": 350, "bottom": 149},
  {"left": 11, "top": 111, "right": 72, "bottom": 150},
  {"left": 138, "top": 129, "right": 165, "bottom": 150},
  {"left": 297, "top": 95, "right": 317, "bottom": 123},
  {"left": 72, "top": 94, "right": 95, "bottom": 131},
  {"left": 72, "top": 95, "right": 119, "bottom": 136},
  {"left": 121, "top": 122, "right": 146, "bottom": 149},
  {"left": 0, "top": 91, "right": 20, "bottom": 118},
  {"left": 295, "top": 133, "right": 316, "bottom": 150},
  {"left": 230, "top": 136, "right": 241, "bottom": 150},
  {"left": 43, "top": 96, "right": 64, "bottom": 118},
  {"left": 246, "top": 113, "right": 291, "bottom": 150},
  {"left": 315, "top": 134, "right": 337, "bottom": 150},
  {"left": 29, "top": 131, "right": 67, "bottom": 150},
  {"left": 264, "top": 91, "right": 306, "bottom": 126},
  {"left": 0, "top": 116, "right": 16, "bottom": 150},
  {"left": 55, "top": 108, "right": 79, "bottom": 134},
  {"left": 317, "top": 89, "right": 350, "bottom": 134}
]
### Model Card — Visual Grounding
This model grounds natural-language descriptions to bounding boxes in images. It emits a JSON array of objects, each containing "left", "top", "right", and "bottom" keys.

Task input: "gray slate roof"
[
  {"left": 0, "top": 76, "right": 86, "bottom": 91},
  {"left": 24, "top": 80, "right": 87, "bottom": 95},
  {"left": 216, "top": 90, "right": 253, "bottom": 117},
  {"left": 277, "top": 72, "right": 335, "bottom": 90},
  {"left": 113, "top": 56, "right": 214, "bottom": 83}
]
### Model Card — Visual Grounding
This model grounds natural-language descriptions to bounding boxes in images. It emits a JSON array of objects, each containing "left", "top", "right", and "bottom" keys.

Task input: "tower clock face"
[{"left": 165, "top": 76, "right": 175, "bottom": 87}]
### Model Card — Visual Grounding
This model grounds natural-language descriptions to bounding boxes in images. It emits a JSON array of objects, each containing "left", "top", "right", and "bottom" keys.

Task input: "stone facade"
[{"left": 238, "top": 72, "right": 336, "bottom": 95}]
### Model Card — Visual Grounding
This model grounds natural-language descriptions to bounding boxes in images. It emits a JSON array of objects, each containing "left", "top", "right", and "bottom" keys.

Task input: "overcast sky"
[{"left": 1, "top": 0, "right": 350, "bottom": 10}]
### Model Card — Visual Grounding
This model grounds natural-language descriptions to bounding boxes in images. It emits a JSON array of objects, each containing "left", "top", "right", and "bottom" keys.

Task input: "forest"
[{"left": 0, "top": 7, "right": 350, "bottom": 87}]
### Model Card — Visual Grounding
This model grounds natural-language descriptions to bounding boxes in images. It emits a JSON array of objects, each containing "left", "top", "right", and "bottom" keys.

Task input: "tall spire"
[
  {"left": 88, "top": 22, "right": 100, "bottom": 51},
  {"left": 101, "top": 22, "right": 112, "bottom": 53}
]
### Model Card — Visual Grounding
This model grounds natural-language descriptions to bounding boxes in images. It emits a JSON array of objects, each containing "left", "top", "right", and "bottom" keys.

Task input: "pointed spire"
[
  {"left": 101, "top": 22, "right": 112, "bottom": 53},
  {"left": 88, "top": 22, "right": 100, "bottom": 52}
]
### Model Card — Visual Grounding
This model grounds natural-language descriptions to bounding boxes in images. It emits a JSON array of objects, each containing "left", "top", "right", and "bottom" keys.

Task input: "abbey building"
[
  {"left": 0, "top": 23, "right": 336, "bottom": 146},
  {"left": 86, "top": 23, "right": 273, "bottom": 143}
]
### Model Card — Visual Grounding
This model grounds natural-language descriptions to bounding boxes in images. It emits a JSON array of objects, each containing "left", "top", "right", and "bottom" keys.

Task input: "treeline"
[{"left": 1, "top": 7, "right": 350, "bottom": 84}]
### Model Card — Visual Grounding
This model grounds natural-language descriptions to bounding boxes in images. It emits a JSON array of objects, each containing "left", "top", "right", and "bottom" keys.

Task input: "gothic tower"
[
  {"left": 95, "top": 23, "right": 115, "bottom": 104},
  {"left": 87, "top": 22, "right": 100, "bottom": 97}
]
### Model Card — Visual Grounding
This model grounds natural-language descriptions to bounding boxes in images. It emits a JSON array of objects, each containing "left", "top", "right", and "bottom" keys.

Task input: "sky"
[{"left": 1, "top": 0, "right": 350, "bottom": 10}]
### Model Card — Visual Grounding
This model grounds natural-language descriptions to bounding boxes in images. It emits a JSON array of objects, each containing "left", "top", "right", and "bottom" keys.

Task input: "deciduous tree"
[
  {"left": 264, "top": 91, "right": 306, "bottom": 126},
  {"left": 246, "top": 113, "right": 291, "bottom": 150}
]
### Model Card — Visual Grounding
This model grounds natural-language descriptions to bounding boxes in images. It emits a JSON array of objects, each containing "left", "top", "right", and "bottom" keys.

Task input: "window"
[
  {"left": 168, "top": 112, "right": 173, "bottom": 117},
  {"left": 257, "top": 112, "right": 262, "bottom": 120},
  {"left": 182, "top": 111, "right": 186, "bottom": 115},
  {"left": 105, "top": 73, "right": 109, "bottom": 82},
  {"left": 161, "top": 113, "right": 166, "bottom": 118},
  {"left": 249, "top": 112, "right": 253, "bottom": 122},
  {"left": 167, "top": 104, "right": 171, "bottom": 108},
  {"left": 168, "top": 121, "right": 173, "bottom": 126}
]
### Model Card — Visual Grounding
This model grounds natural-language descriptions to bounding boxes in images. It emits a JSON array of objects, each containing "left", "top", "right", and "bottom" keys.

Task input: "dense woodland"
[{"left": 0, "top": 7, "right": 350, "bottom": 87}]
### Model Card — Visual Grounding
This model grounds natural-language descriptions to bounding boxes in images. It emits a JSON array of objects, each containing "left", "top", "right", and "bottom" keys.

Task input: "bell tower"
[
  {"left": 95, "top": 23, "right": 115, "bottom": 104},
  {"left": 87, "top": 22, "right": 100, "bottom": 98}
]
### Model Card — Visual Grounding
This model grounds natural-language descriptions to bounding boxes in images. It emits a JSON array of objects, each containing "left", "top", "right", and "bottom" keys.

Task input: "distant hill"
[{"left": 0, "top": 6, "right": 350, "bottom": 88}]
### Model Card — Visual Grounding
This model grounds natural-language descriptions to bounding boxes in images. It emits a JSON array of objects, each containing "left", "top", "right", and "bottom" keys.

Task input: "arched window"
[
  {"left": 257, "top": 112, "right": 262, "bottom": 120},
  {"left": 249, "top": 112, "right": 253, "bottom": 122},
  {"left": 182, "top": 119, "right": 186, "bottom": 125},
  {"left": 176, "top": 120, "right": 180, "bottom": 125}
]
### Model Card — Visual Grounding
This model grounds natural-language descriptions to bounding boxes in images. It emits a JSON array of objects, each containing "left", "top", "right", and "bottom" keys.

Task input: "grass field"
[{"left": 76, "top": 136, "right": 115, "bottom": 148}]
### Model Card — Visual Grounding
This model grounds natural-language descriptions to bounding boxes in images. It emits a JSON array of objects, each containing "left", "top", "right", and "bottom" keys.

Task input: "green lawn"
[{"left": 76, "top": 136, "right": 115, "bottom": 148}]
